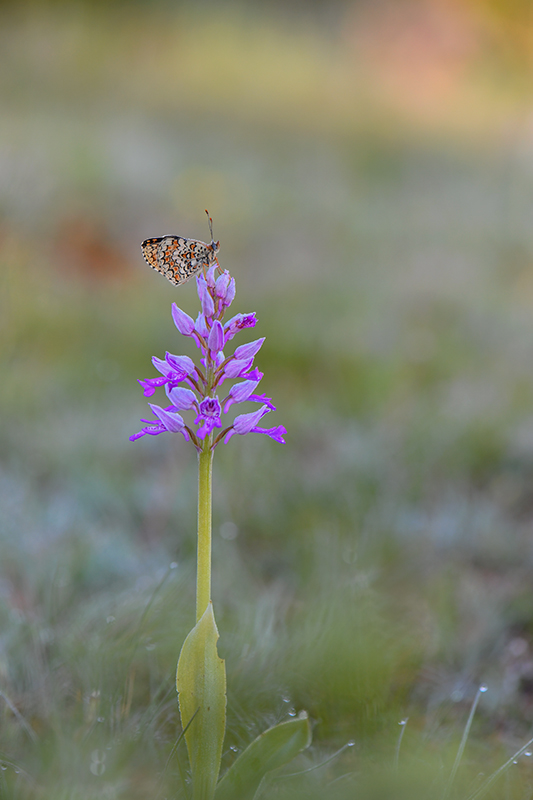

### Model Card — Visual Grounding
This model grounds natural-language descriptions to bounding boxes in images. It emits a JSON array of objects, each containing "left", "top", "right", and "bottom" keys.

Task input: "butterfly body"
[{"left": 141, "top": 234, "right": 220, "bottom": 286}]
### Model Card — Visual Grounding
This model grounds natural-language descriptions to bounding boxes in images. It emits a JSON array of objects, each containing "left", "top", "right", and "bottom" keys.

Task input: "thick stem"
[{"left": 196, "top": 443, "right": 213, "bottom": 622}]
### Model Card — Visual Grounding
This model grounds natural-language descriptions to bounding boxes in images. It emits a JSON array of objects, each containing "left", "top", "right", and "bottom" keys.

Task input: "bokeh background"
[{"left": 3, "top": 0, "right": 533, "bottom": 797}]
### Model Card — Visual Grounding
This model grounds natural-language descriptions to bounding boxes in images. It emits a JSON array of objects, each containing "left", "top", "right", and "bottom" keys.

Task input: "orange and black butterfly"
[{"left": 141, "top": 211, "right": 220, "bottom": 287}]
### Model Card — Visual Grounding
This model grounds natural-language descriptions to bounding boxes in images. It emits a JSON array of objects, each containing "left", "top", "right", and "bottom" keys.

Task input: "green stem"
[{"left": 196, "top": 442, "right": 213, "bottom": 622}]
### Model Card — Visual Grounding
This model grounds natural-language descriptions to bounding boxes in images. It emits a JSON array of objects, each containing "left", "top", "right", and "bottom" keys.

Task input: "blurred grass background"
[{"left": 3, "top": 0, "right": 533, "bottom": 796}]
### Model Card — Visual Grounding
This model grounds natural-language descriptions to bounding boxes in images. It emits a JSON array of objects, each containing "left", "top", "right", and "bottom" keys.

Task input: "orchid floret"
[
  {"left": 234, "top": 338, "right": 265, "bottom": 361},
  {"left": 215, "top": 270, "right": 230, "bottom": 299},
  {"left": 208, "top": 320, "right": 224, "bottom": 355},
  {"left": 168, "top": 387, "right": 198, "bottom": 410},
  {"left": 172, "top": 303, "right": 195, "bottom": 336},
  {"left": 223, "top": 277, "right": 236, "bottom": 307}
]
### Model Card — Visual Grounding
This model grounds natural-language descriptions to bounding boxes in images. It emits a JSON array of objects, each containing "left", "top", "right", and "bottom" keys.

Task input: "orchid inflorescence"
[{"left": 130, "top": 264, "right": 286, "bottom": 451}]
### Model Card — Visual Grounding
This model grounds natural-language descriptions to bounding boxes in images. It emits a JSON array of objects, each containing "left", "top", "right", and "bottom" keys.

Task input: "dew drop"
[
  {"left": 399, "top": 719, "right": 408, "bottom": 726},
  {"left": 525, "top": 751, "right": 532, "bottom": 757},
  {"left": 170, "top": 562, "right": 178, "bottom": 569},
  {"left": 513, "top": 760, "right": 518, "bottom": 765},
  {"left": 479, "top": 684, "right": 488, "bottom": 693},
  {"left": 282, "top": 696, "right": 291, "bottom": 704},
  {"left": 287, "top": 709, "right": 296, "bottom": 717},
  {"left": 0, "top": 766, "right": 7, "bottom": 771},
  {"left": 97, "top": 717, "right": 105, "bottom": 723},
  {"left": 347, "top": 740, "right": 356, "bottom": 747},
  {"left": 220, "top": 522, "right": 238, "bottom": 540},
  {"left": 229, "top": 745, "right": 238, "bottom": 752}
]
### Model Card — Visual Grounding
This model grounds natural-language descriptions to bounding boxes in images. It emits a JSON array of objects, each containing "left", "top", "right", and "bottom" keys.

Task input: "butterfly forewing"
[{"left": 141, "top": 234, "right": 220, "bottom": 287}]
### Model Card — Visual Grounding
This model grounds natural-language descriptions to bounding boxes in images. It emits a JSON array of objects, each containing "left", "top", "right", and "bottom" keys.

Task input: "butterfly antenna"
[
  {"left": 205, "top": 209, "right": 222, "bottom": 275},
  {"left": 205, "top": 209, "right": 214, "bottom": 243}
]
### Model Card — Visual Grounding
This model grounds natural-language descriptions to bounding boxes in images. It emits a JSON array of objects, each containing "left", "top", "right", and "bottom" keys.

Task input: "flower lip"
[
  {"left": 195, "top": 396, "right": 222, "bottom": 423},
  {"left": 138, "top": 376, "right": 167, "bottom": 397},
  {"left": 195, "top": 396, "right": 222, "bottom": 439}
]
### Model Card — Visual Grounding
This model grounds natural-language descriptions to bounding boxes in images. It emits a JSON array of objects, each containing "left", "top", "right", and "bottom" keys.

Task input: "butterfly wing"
[
  {"left": 140, "top": 237, "right": 160, "bottom": 270},
  {"left": 141, "top": 236, "right": 218, "bottom": 286}
]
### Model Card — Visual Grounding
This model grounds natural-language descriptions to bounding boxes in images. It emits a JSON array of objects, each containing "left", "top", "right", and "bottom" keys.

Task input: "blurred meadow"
[{"left": 4, "top": 0, "right": 533, "bottom": 796}]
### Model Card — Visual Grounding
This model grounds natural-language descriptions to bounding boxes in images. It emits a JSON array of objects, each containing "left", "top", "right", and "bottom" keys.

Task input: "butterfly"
[{"left": 141, "top": 211, "right": 220, "bottom": 287}]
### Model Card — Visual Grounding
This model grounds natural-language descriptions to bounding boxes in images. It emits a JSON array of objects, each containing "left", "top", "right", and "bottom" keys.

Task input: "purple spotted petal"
[
  {"left": 224, "top": 312, "right": 257, "bottom": 343},
  {"left": 245, "top": 367, "right": 263, "bottom": 381},
  {"left": 253, "top": 424, "right": 286, "bottom": 443},
  {"left": 248, "top": 393, "right": 275, "bottom": 410},
  {"left": 195, "top": 396, "right": 222, "bottom": 439},
  {"left": 137, "top": 376, "right": 168, "bottom": 397},
  {"left": 129, "top": 422, "right": 166, "bottom": 441},
  {"left": 195, "top": 396, "right": 221, "bottom": 425}
]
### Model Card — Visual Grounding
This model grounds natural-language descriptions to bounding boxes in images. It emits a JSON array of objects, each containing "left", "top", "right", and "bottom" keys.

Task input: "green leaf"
[
  {"left": 215, "top": 713, "right": 312, "bottom": 800},
  {"left": 176, "top": 603, "right": 226, "bottom": 800}
]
